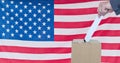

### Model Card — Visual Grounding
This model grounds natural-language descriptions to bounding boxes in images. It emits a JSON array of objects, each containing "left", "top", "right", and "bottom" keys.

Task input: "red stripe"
[
  {"left": 55, "top": 34, "right": 85, "bottom": 41},
  {"left": 55, "top": 17, "right": 120, "bottom": 28},
  {"left": 54, "top": 0, "right": 97, "bottom": 4},
  {"left": 93, "top": 30, "right": 120, "bottom": 36},
  {"left": 1, "top": 44, "right": 119, "bottom": 54},
  {"left": 55, "top": 8, "right": 97, "bottom": 15},
  {"left": 0, "top": 46, "right": 71, "bottom": 54},
  {"left": 54, "top": 21, "right": 92, "bottom": 28},
  {"left": 0, "top": 58, "right": 70, "bottom": 63},
  {"left": 100, "top": 17, "right": 120, "bottom": 24},
  {"left": 1, "top": 57, "right": 119, "bottom": 63},
  {"left": 102, "top": 43, "right": 120, "bottom": 50},
  {"left": 102, "top": 56, "right": 120, "bottom": 63},
  {"left": 1, "top": 57, "right": 120, "bottom": 63}
]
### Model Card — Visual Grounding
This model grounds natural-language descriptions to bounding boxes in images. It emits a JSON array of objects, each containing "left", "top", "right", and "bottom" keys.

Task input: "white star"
[
  {"left": 15, "top": 21, "right": 18, "bottom": 25},
  {"left": 47, "top": 3, "right": 50, "bottom": 6},
  {"left": 11, "top": 25, "right": 14, "bottom": 28},
  {"left": 6, "top": 20, "right": 10, "bottom": 24},
  {"left": 15, "top": 13, "right": 18, "bottom": 17},
  {"left": 38, "top": 9, "right": 41, "bottom": 13},
  {"left": 29, "top": 26, "right": 32, "bottom": 30},
  {"left": 42, "top": 30, "right": 46, "bottom": 34},
  {"left": 24, "top": 5, "right": 27, "bottom": 9},
  {"left": 6, "top": 4, "right": 9, "bottom": 8},
  {"left": 10, "top": 9, "right": 14, "bottom": 12},
  {"left": 2, "top": 33, "right": 5, "bottom": 36},
  {"left": 20, "top": 1, "right": 23, "bottom": 4},
  {"left": 20, "top": 34, "right": 23, "bottom": 38},
  {"left": 10, "top": 1, "right": 14, "bottom": 4},
  {"left": 24, "top": 13, "right": 27, "bottom": 17},
  {"left": 2, "top": 0, "right": 5, "bottom": 3},
  {"left": 28, "top": 18, "right": 32, "bottom": 21},
  {"left": 42, "top": 6, "right": 46, "bottom": 9},
  {"left": 38, "top": 35, "right": 41, "bottom": 38},
  {"left": 19, "top": 26, "right": 23, "bottom": 29},
  {"left": 6, "top": 29, "right": 10, "bottom": 32},
  {"left": 2, "top": 24, "right": 5, "bottom": 28},
  {"left": 38, "top": 3, "right": 41, "bottom": 5},
  {"left": 11, "top": 33, "right": 14, "bottom": 37},
  {"left": 38, "top": 18, "right": 41, "bottom": 22},
  {"left": 29, "top": 34, "right": 32, "bottom": 38},
  {"left": 19, "top": 9, "right": 23, "bottom": 13},
  {"left": 1, "top": 8, "right": 5, "bottom": 11},
  {"left": 24, "top": 22, "right": 28, "bottom": 25},
  {"left": 33, "top": 14, "right": 37, "bottom": 17},
  {"left": 33, "top": 22, "right": 37, "bottom": 26},
  {"left": 15, "top": 29, "right": 18, "bottom": 33},
  {"left": 33, "top": 30, "right": 37, "bottom": 34},
  {"left": 38, "top": 26, "right": 41, "bottom": 30},
  {"left": 29, "top": 2, "right": 32, "bottom": 5},
  {"left": 42, "top": 14, "right": 46, "bottom": 17},
  {"left": 47, "top": 10, "right": 50, "bottom": 13},
  {"left": 2, "top": 16, "right": 5, "bottom": 19},
  {"left": 47, "top": 18, "right": 50, "bottom": 22},
  {"left": 28, "top": 9, "right": 32, "bottom": 13},
  {"left": 24, "top": 30, "right": 28, "bottom": 34},
  {"left": 42, "top": 22, "right": 46, "bottom": 26},
  {"left": 47, "top": 35, "right": 51, "bottom": 38},
  {"left": 47, "top": 26, "right": 51, "bottom": 30},
  {"left": 6, "top": 12, "right": 9, "bottom": 16},
  {"left": 10, "top": 17, "right": 14, "bottom": 20},
  {"left": 19, "top": 18, "right": 23, "bottom": 21},
  {"left": 15, "top": 5, "right": 18, "bottom": 8},
  {"left": 33, "top": 5, "right": 36, "bottom": 9}
]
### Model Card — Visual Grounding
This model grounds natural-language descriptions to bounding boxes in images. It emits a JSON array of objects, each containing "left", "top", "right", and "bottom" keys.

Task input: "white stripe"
[
  {"left": 55, "top": 14, "right": 97, "bottom": 22},
  {"left": 98, "top": 24, "right": 120, "bottom": 30},
  {"left": 55, "top": 24, "right": 120, "bottom": 35},
  {"left": 102, "top": 50, "right": 120, "bottom": 56},
  {"left": 0, "top": 52, "right": 71, "bottom": 60},
  {"left": 0, "top": 39, "right": 71, "bottom": 48},
  {"left": 55, "top": 1, "right": 100, "bottom": 9},
  {"left": 55, "top": 13, "right": 119, "bottom": 22},
  {"left": 55, "top": 28, "right": 88, "bottom": 35},
  {"left": 92, "top": 37, "right": 120, "bottom": 43},
  {"left": 2, "top": 50, "right": 119, "bottom": 60}
]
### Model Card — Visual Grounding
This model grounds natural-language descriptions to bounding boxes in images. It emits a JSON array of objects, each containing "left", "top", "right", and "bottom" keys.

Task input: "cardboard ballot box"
[{"left": 72, "top": 39, "right": 101, "bottom": 63}]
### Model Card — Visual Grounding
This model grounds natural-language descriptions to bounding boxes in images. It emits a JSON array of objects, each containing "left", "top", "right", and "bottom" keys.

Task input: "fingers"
[
  {"left": 108, "top": 9, "right": 113, "bottom": 13},
  {"left": 98, "top": 2, "right": 108, "bottom": 16}
]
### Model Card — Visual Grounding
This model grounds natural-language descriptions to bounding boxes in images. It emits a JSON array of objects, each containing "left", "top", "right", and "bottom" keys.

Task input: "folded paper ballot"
[
  {"left": 72, "top": 39, "right": 101, "bottom": 63},
  {"left": 85, "top": 16, "right": 103, "bottom": 42}
]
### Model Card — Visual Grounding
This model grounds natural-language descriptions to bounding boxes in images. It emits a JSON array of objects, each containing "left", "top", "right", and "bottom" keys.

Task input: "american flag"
[{"left": 0, "top": 0, "right": 120, "bottom": 63}]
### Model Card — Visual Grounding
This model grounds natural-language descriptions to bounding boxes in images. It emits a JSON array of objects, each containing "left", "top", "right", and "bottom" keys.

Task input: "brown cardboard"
[{"left": 72, "top": 39, "right": 101, "bottom": 63}]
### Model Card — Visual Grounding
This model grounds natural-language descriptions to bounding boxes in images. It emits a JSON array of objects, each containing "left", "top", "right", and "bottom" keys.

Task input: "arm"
[{"left": 110, "top": 0, "right": 120, "bottom": 15}]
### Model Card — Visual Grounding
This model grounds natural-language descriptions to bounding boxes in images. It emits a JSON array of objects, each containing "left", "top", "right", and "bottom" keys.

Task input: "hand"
[{"left": 98, "top": 1, "right": 113, "bottom": 16}]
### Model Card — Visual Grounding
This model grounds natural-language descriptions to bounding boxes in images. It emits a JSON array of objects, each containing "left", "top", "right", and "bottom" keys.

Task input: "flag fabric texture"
[{"left": 0, "top": 0, "right": 120, "bottom": 63}]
